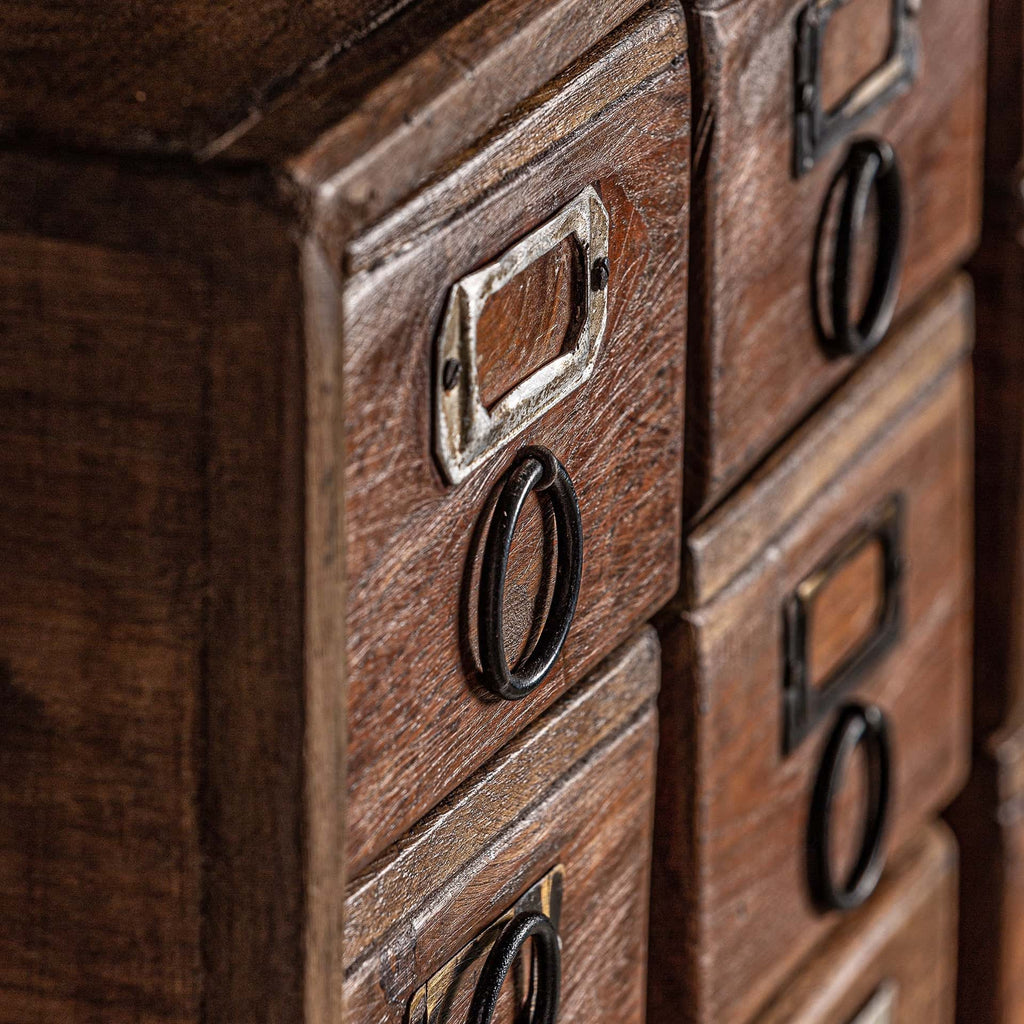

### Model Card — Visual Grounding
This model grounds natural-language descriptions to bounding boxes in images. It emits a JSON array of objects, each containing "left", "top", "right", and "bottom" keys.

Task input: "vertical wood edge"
[{"left": 300, "top": 224, "right": 347, "bottom": 1024}]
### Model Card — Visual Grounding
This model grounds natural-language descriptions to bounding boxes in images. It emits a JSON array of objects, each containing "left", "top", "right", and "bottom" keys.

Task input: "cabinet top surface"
[
  {"left": 0, "top": 0, "right": 658, "bottom": 170},
  {"left": 3, "top": 0, "right": 423, "bottom": 158}
]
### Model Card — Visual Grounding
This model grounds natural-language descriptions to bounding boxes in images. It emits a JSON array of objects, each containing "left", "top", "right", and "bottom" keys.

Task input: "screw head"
[
  {"left": 442, "top": 358, "right": 462, "bottom": 391},
  {"left": 590, "top": 257, "right": 610, "bottom": 291}
]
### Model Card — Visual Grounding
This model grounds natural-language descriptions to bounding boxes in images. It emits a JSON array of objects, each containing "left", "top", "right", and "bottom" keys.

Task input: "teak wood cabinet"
[{"left": 0, "top": 0, "right": 1006, "bottom": 1021}]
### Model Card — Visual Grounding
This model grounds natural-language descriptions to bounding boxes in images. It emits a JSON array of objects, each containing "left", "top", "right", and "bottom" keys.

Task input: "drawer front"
[
  {"left": 685, "top": 0, "right": 985, "bottom": 513},
  {"left": 753, "top": 825, "right": 957, "bottom": 1024},
  {"left": 342, "top": 3, "right": 689, "bottom": 871},
  {"left": 651, "top": 278, "right": 972, "bottom": 1024},
  {"left": 344, "top": 629, "right": 660, "bottom": 1024},
  {"left": 949, "top": 719, "right": 1024, "bottom": 1023}
]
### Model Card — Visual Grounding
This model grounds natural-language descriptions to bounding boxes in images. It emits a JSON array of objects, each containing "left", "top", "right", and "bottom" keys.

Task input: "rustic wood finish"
[
  {"left": 342, "top": 3, "right": 688, "bottom": 872},
  {"left": 683, "top": 0, "right": 985, "bottom": 515},
  {"left": 650, "top": 278, "right": 973, "bottom": 1024},
  {"left": 345, "top": 629, "right": 660, "bottom": 1024},
  {"left": 948, "top": 711, "right": 1024, "bottom": 1024},
  {"left": 0, "top": 4, "right": 685, "bottom": 1019},
  {"left": 753, "top": 824, "right": 958, "bottom": 1024}
]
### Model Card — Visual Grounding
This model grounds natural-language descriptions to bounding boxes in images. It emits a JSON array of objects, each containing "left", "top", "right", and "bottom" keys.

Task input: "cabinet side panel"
[
  {"left": 0, "top": 229, "right": 205, "bottom": 1023},
  {"left": 0, "top": 155, "right": 322, "bottom": 1024}
]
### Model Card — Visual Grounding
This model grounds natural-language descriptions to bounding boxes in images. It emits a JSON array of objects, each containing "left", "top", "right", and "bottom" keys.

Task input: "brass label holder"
[{"left": 783, "top": 495, "right": 903, "bottom": 753}]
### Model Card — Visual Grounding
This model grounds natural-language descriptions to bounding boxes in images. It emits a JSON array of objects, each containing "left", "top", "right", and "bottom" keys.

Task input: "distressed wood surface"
[
  {"left": 0, "top": 0, "right": 482, "bottom": 157},
  {"left": 969, "top": 0, "right": 1024, "bottom": 738},
  {"left": 342, "top": 3, "right": 688, "bottom": 872},
  {"left": 684, "top": 0, "right": 985, "bottom": 516},
  {"left": 0, "top": 228, "right": 205, "bottom": 1024},
  {"left": 753, "top": 824, "right": 957, "bottom": 1024},
  {"left": 650, "top": 277, "right": 972, "bottom": 1024},
  {"left": 344, "top": 629, "right": 660, "bottom": 1024}
]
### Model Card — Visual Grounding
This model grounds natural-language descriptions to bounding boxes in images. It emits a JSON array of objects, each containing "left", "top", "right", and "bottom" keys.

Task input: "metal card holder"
[
  {"left": 794, "top": 0, "right": 919, "bottom": 176},
  {"left": 434, "top": 187, "right": 609, "bottom": 485},
  {"left": 407, "top": 865, "right": 565, "bottom": 1024},
  {"left": 848, "top": 981, "right": 898, "bottom": 1024},
  {"left": 783, "top": 495, "right": 903, "bottom": 753}
]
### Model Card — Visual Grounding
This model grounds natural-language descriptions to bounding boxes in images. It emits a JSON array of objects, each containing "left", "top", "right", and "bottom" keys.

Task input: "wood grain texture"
[
  {"left": 0, "top": 230, "right": 205, "bottom": 1024},
  {"left": 0, "top": 0, "right": 481, "bottom": 157},
  {"left": 684, "top": 0, "right": 985, "bottom": 516},
  {"left": 345, "top": 627, "right": 660, "bottom": 1024},
  {"left": 0, "top": 154, "right": 344, "bottom": 1024},
  {"left": 753, "top": 824, "right": 958, "bottom": 1024},
  {"left": 649, "top": 277, "right": 973, "bottom": 1024},
  {"left": 341, "top": 3, "right": 689, "bottom": 873},
  {"left": 948, "top": 711, "right": 1024, "bottom": 1024}
]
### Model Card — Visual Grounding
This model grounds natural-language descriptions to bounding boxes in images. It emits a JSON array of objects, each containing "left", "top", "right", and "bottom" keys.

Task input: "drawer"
[
  {"left": 683, "top": 0, "right": 985, "bottom": 514},
  {"left": 650, "top": 277, "right": 972, "bottom": 1024},
  {"left": 753, "top": 824, "right": 957, "bottom": 1024},
  {"left": 948, "top": 715, "right": 1024, "bottom": 1023},
  {"left": 342, "top": 3, "right": 689, "bottom": 871},
  {"left": 344, "top": 628, "right": 659, "bottom": 1024}
]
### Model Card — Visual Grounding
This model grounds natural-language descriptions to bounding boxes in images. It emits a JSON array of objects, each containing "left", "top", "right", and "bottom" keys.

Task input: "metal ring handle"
[
  {"left": 807, "top": 702, "right": 891, "bottom": 912},
  {"left": 825, "top": 138, "right": 904, "bottom": 357},
  {"left": 479, "top": 447, "right": 583, "bottom": 701},
  {"left": 468, "top": 911, "right": 561, "bottom": 1024}
]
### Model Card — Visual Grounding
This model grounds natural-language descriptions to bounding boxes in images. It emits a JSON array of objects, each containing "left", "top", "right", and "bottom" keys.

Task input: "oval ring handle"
[
  {"left": 823, "top": 138, "right": 904, "bottom": 357},
  {"left": 807, "top": 701, "right": 892, "bottom": 912},
  {"left": 479, "top": 447, "right": 583, "bottom": 701},
  {"left": 468, "top": 911, "right": 561, "bottom": 1024}
]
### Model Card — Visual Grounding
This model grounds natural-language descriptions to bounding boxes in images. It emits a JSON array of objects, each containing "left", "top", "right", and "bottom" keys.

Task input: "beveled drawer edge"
[{"left": 344, "top": 626, "right": 659, "bottom": 957}]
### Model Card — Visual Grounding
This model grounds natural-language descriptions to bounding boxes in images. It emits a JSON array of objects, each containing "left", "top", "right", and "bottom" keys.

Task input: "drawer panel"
[
  {"left": 684, "top": 0, "right": 985, "bottom": 514},
  {"left": 344, "top": 629, "right": 659, "bottom": 1024},
  {"left": 342, "top": 3, "right": 689, "bottom": 871},
  {"left": 948, "top": 715, "right": 1024, "bottom": 1023},
  {"left": 753, "top": 824, "right": 957, "bottom": 1024},
  {"left": 651, "top": 277, "right": 972, "bottom": 1024}
]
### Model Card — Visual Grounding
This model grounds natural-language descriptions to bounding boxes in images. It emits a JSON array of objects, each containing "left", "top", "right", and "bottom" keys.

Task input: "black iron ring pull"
[
  {"left": 807, "top": 702, "right": 891, "bottom": 912},
  {"left": 825, "top": 138, "right": 904, "bottom": 357},
  {"left": 468, "top": 911, "right": 561, "bottom": 1024},
  {"left": 479, "top": 447, "right": 583, "bottom": 701}
]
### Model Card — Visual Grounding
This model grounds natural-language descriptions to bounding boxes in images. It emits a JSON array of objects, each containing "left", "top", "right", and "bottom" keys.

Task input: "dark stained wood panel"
[
  {"left": 969, "top": 0, "right": 1024, "bottom": 737},
  {"left": 341, "top": 3, "right": 689, "bottom": 872},
  {"left": 0, "top": 0, "right": 470, "bottom": 156},
  {"left": 345, "top": 629, "right": 659, "bottom": 1024},
  {"left": 0, "top": 231, "right": 205, "bottom": 1023},
  {"left": 0, "top": 154, "right": 341, "bottom": 1024}
]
